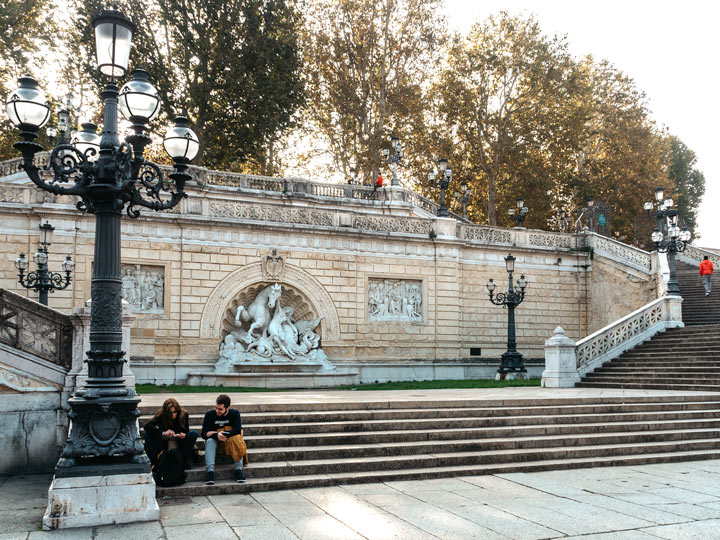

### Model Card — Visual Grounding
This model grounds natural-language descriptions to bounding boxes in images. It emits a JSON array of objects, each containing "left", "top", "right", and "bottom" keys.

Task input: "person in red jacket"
[
  {"left": 373, "top": 173, "right": 384, "bottom": 192},
  {"left": 700, "top": 255, "right": 714, "bottom": 296}
]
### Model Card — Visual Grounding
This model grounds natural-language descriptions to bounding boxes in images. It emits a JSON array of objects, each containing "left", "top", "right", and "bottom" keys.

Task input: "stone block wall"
[{"left": 0, "top": 177, "right": 660, "bottom": 383}]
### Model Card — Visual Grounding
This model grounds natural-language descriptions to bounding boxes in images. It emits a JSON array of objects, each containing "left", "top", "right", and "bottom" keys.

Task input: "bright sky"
[{"left": 446, "top": 0, "right": 720, "bottom": 247}]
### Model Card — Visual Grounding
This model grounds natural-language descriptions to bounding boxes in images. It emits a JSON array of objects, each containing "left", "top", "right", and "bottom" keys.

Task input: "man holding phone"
[{"left": 201, "top": 394, "right": 248, "bottom": 484}]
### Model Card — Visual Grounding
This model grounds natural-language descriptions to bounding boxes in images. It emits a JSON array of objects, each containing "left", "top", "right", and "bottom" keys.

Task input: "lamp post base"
[{"left": 497, "top": 351, "right": 527, "bottom": 380}]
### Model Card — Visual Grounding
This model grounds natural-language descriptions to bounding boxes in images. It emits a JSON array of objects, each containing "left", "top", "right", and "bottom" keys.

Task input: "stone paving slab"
[{"left": 5, "top": 460, "right": 720, "bottom": 538}]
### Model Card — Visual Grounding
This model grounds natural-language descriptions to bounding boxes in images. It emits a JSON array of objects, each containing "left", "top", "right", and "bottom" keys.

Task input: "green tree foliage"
[
  {"left": 301, "top": 0, "right": 444, "bottom": 183},
  {"left": 669, "top": 136, "right": 705, "bottom": 239},
  {"left": 69, "top": 0, "right": 304, "bottom": 172}
]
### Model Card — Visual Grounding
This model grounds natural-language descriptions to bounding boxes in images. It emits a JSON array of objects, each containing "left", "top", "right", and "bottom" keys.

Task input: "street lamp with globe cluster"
[
  {"left": 4, "top": 3, "right": 199, "bottom": 472},
  {"left": 381, "top": 135, "right": 403, "bottom": 186},
  {"left": 486, "top": 254, "right": 528, "bottom": 378},
  {"left": 508, "top": 197, "right": 528, "bottom": 226},
  {"left": 644, "top": 186, "right": 691, "bottom": 296},
  {"left": 429, "top": 157, "right": 451, "bottom": 217},
  {"left": 15, "top": 221, "right": 75, "bottom": 306}
]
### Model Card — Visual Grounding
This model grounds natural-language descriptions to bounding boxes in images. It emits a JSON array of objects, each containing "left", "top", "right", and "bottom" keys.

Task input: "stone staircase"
[
  {"left": 578, "top": 261, "right": 720, "bottom": 391},
  {"left": 142, "top": 394, "right": 720, "bottom": 497}
]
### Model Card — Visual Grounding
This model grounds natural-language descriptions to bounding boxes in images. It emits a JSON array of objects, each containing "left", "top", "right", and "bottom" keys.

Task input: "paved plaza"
[{"left": 2, "top": 459, "right": 720, "bottom": 539}]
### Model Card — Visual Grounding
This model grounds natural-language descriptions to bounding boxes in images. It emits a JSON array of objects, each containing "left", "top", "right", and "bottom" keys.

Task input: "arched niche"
[{"left": 199, "top": 262, "right": 341, "bottom": 342}]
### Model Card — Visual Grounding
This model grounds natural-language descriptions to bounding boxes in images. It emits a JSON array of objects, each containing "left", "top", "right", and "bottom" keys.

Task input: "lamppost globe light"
[
  {"left": 486, "top": 278, "right": 496, "bottom": 292},
  {"left": 655, "top": 186, "right": 664, "bottom": 202},
  {"left": 163, "top": 116, "right": 200, "bottom": 161},
  {"left": 651, "top": 228, "right": 663, "bottom": 243},
  {"left": 664, "top": 198, "right": 673, "bottom": 208},
  {"left": 437, "top": 157, "right": 448, "bottom": 172},
  {"left": 33, "top": 250, "right": 48, "bottom": 265},
  {"left": 517, "top": 274, "right": 527, "bottom": 290},
  {"left": 505, "top": 253, "right": 515, "bottom": 273},
  {"left": 516, "top": 197, "right": 524, "bottom": 209},
  {"left": 73, "top": 122, "right": 101, "bottom": 161},
  {"left": 428, "top": 171, "right": 437, "bottom": 182},
  {"left": 91, "top": 5, "right": 136, "bottom": 77},
  {"left": 15, "top": 253, "right": 28, "bottom": 271},
  {"left": 62, "top": 255, "right": 75, "bottom": 273},
  {"left": 390, "top": 135, "right": 400, "bottom": 149},
  {"left": 668, "top": 225, "right": 680, "bottom": 238},
  {"left": 46, "top": 125, "right": 58, "bottom": 138},
  {"left": 643, "top": 201, "right": 653, "bottom": 211},
  {"left": 5, "top": 76, "right": 51, "bottom": 131},
  {"left": 39, "top": 221, "right": 54, "bottom": 245},
  {"left": 118, "top": 69, "right": 160, "bottom": 122},
  {"left": 381, "top": 147, "right": 390, "bottom": 158},
  {"left": 508, "top": 208, "right": 516, "bottom": 216},
  {"left": 680, "top": 228, "right": 691, "bottom": 242},
  {"left": 444, "top": 168, "right": 452, "bottom": 180}
]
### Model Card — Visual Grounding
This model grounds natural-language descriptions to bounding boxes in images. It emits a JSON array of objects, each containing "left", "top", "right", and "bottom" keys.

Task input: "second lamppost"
[
  {"left": 15, "top": 221, "right": 75, "bottom": 305},
  {"left": 487, "top": 254, "right": 528, "bottom": 378},
  {"left": 508, "top": 197, "right": 528, "bottom": 226},
  {"left": 455, "top": 181, "right": 471, "bottom": 220},
  {"left": 381, "top": 135, "right": 403, "bottom": 186},
  {"left": 429, "top": 158, "right": 451, "bottom": 217},
  {"left": 644, "top": 187, "right": 691, "bottom": 295}
]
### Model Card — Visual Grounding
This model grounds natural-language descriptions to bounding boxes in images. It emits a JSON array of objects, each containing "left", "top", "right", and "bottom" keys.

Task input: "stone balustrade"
[{"left": 574, "top": 295, "right": 684, "bottom": 377}]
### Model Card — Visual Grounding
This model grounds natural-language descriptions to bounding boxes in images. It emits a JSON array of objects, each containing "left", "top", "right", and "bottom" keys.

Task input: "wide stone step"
[
  {"left": 177, "top": 409, "right": 720, "bottom": 436},
  {"left": 156, "top": 448, "right": 720, "bottom": 497},
  {"left": 597, "top": 367, "right": 720, "bottom": 373},
  {"left": 139, "top": 400, "right": 720, "bottom": 425},
  {"left": 138, "top": 394, "right": 720, "bottom": 416},
  {"left": 191, "top": 426, "right": 720, "bottom": 463},
  {"left": 185, "top": 417, "right": 720, "bottom": 450},
  {"left": 588, "top": 371, "right": 720, "bottom": 380},
  {"left": 576, "top": 382, "right": 720, "bottom": 392}
]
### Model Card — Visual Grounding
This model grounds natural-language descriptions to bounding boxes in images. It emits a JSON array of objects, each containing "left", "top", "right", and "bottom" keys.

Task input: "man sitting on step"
[{"left": 201, "top": 394, "right": 248, "bottom": 484}]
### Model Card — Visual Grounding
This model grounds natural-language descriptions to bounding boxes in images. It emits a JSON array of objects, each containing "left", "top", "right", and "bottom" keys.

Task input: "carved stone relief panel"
[
  {"left": 121, "top": 264, "right": 165, "bottom": 314},
  {"left": 368, "top": 278, "right": 423, "bottom": 322}
]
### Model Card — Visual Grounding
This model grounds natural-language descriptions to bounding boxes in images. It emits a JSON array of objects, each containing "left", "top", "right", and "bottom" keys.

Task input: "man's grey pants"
[{"left": 703, "top": 274, "right": 712, "bottom": 295}]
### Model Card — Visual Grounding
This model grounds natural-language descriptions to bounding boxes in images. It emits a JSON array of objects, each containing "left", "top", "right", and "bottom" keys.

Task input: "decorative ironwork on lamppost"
[
  {"left": 508, "top": 197, "right": 528, "bottom": 226},
  {"left": 644, "top": 186, "right": 691, "bottom": 296},
  {"left": 429, "top": 157, "right": 451, "bottom": 217},
  {"left": 487, "top": 254, "right": 528, "bottom": 378},
  {"left": 454, "top": 181, "right": 471, "bottom": 220},
  {"left": 15, "top": 221, "right": 75, "bottom": 306},
  {"left": 381, "top": 135, "right": 403, "bottom": 186},
  {"left": 5, "top": 4, "right": 198, "bottom": 475}
]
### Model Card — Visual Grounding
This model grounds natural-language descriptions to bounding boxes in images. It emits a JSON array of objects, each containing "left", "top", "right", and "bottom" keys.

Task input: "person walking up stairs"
[{"left": 700, "top": 256, "right": 714, "bottom": 296}]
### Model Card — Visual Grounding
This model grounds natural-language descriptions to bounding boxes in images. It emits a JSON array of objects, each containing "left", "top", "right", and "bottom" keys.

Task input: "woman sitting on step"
[{"left": 143, "top": 398, "right": 199, "bottom": 469}]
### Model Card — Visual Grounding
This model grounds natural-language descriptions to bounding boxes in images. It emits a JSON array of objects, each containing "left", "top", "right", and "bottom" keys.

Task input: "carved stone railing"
[
  {"left": 586, "top": 233, "right": 653, "bottom": 272},
  {"left": 461, "top": 225, "right": 514, "bottom": 244},
  {"left": 575, "top": 295, "right": 683, "bottom": 377},
  {"left": 678, "top": 244, "right": 720, "bottom": 268},
  {"left": 527, "top": 231, "right": 573, "bottom": 249},
  {"left": 0, "top": 289, "right": 73, "bottom": 370}
]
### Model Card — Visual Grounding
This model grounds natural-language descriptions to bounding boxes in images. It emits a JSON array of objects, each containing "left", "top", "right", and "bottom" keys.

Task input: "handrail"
[
  {"left": 678, "top": 244, "right": 720, "bottom": 267},
  {"left": 586, "top": 233, "right": 652, "bottom": 272},
  {"left": 575, "top": 295, "right": 683, "bottom": 376},
  {"left": 0, "top": 289, "right": 73, "bottom": 370}
]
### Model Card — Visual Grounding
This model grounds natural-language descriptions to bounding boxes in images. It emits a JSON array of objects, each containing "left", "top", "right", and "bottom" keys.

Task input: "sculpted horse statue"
[{"left": 235, "top": 283, "right": 282, "bottom": 339}]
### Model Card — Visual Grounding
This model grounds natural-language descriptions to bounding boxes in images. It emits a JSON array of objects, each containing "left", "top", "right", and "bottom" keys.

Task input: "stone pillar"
[
  {"left": 542, "top": 326, "right": 580, "bottom": 388},
  {"left": 664, "top": 294, "right": 684, "bottom": 328},
  {"left": 434, "top": 216, "right": 458, "bottom": 239}
]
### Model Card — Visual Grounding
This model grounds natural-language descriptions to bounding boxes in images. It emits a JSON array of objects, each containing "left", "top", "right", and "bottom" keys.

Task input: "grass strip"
[{"left": 136, "top": 378, "right": 541, "bottom": 394}]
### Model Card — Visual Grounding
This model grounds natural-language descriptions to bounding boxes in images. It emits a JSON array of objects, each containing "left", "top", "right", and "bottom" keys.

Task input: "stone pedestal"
[
  {"left": 542, "top": 326, "right": 580, "bottom": 388},
  {"left": 43, "top": 472, "right": 158, "bottom": 530}
]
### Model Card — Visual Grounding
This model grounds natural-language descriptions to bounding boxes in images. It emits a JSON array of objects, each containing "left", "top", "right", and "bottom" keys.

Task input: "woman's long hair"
[{"left": 152, "top": 398, "right": 188, "bottom": 431}]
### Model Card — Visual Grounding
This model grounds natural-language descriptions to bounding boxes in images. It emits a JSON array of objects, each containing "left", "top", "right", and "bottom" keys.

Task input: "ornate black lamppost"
[
  {"left": 15, "top": 221, "right": 75, "bottom": 305},
  {"left": 644, "top": 187, "right": 691, "bottom": 296},
  {"left": 508, "top": 197, "right": 528, "bottom": 226},
  {"left": 381, "top": 135, "right": 403, "bottom": 186},
  {"left": 454, "top": 181, "right": 471, "bottom": 219},
  {"left": 558, "top": 210, "right": 569, "bottom": 232},
  {"left": 429, "top": 157, "right": 451, "bottom": 217},
  {"left": 5, "top": 4, "right": 198, "bottom": 474},
  {"left": 487, "top": 254, "right": 528, "bottom": 377}
]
